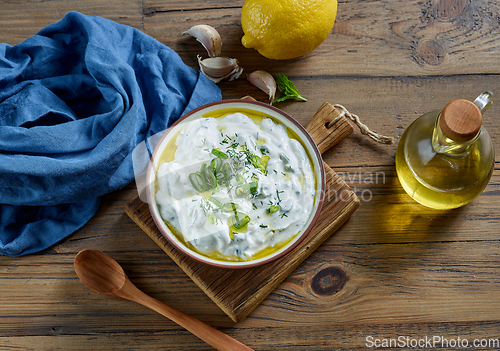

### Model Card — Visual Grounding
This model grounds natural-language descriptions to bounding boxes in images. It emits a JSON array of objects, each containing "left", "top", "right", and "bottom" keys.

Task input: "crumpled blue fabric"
[{"left": 0, "top": 11, "right": 222, "bottom": 256}]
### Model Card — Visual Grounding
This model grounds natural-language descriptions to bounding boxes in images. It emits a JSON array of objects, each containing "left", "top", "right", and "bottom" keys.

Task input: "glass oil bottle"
[{"left": 396, "top": 91, "right": 495, "bottom": 209}]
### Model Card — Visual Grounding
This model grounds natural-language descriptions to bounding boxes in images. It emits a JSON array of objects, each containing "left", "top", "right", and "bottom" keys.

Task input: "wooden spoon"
[{"left": 74, "top": 249, "right": 254, "bottom": 351}]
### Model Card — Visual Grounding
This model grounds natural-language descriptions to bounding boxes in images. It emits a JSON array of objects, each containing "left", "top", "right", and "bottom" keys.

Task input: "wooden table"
[{"left": 1, "top": 0, "right": 499, "bottom": 350}]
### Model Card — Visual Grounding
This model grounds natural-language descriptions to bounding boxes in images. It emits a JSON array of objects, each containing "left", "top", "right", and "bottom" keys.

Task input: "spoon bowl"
[
  {"left": 74, "top": 249, "right": 253, "bottom": 351},
  {"left": 74, "top": 249, "right": 126, "bottom": 295}
]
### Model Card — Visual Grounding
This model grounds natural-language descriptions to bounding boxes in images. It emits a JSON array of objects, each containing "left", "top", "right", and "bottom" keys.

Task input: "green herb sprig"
[{"left": 272, "top": 74, "right": 307, "bottom": 105}]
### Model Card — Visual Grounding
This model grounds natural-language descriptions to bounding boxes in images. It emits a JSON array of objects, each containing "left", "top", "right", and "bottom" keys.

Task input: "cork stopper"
[{"left": 439, "top": 99, "right": 482, "bottom": 142}]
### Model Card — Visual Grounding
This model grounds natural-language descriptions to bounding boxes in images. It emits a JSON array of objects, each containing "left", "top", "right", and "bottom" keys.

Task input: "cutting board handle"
[
  {"left": 240, "top": 97, "right": 353, "bottom": 155},
  {"left": 305, "top": 102, "right": 354, "bottom": 155}
]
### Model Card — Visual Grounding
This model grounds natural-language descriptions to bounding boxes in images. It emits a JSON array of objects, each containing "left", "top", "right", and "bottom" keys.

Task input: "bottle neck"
[
  {"left": 431, "top": 113, "right": 480, "bottom": 155},
  {"left": 431, "top": 91, "right": 493, "bottom": 155}
]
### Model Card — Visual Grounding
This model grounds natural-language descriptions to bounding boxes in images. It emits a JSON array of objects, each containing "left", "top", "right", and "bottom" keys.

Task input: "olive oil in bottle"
[{"left": 395, "top": 92, "right": 495, "bottom": 210}]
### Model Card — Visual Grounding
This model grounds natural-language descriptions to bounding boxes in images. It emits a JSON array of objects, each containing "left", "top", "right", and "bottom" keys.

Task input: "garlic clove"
[
  {"left": 247, "top": 70, "right": 276, "bottom": 102},
  {"left": 199, "top": 57, "right": 237, "bottom": 77},
  {"left": 182, "top": 25, "right": 222, "bottom": 58},
  {"left": 198, "top": 56, "right": 243, "bottom": 83}
]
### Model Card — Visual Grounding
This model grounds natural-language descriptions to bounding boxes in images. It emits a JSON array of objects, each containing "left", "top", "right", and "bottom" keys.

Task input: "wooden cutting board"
[{"left": 125, "top": 102, "right": 360, "bottom": 323}]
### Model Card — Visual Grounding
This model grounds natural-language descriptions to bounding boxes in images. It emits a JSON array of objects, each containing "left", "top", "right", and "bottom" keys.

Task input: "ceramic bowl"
[{"left": 146, "top": 99, "right": 325, "bottom": 269}]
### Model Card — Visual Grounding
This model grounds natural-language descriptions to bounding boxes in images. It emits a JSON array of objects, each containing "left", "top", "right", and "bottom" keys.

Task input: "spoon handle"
[{"left": 118, "top": 277, "right": 254, "bottom": 351}]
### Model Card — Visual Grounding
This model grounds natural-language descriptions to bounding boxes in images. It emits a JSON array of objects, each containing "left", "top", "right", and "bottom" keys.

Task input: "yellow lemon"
[{"left": 241, "top": 0, "right": 337, "bottom": 60}]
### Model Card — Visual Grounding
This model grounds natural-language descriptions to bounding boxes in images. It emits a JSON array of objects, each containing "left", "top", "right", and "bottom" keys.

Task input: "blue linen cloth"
[{"left": 0, "top": 12, "right": 222, "bottom": 256}]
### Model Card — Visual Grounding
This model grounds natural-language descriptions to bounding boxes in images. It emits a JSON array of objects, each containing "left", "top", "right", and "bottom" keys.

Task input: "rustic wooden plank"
[
  {"left": 328, "top": 165, "right": 500, "bottom": 243},
  {"left": 1, "top": 241, "right": 499, "bottom": 330},
  {"left": 260, "top": 240, "right": 500, "bottom": 325},
  {"left": 144, "top": 0, "right": 244, "bottom": 14},
  {"left": 143, "top": 0, "right": 500, "bottom": 77},
  {"left": 1, "top": 321, "right": 500, "bottom": 350},
  {"left": 2, "top": 1, "right": 500, "bottom": 76},
  {"left": 0, "top": 332, "right": 241, "bottom": 351},
  {"left": 0, "top": 0, "right": 143, "bottom": 46}
]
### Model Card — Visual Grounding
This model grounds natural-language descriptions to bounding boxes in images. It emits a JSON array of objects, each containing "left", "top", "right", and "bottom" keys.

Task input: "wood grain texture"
[
  {"left": 1, "top": 0, "right": 500, "bottom": 350},
  {"left": 0, "top": 0, "right": 143, "bottom": 45},
  {"left": 140, "top": 0, "right": 500, "bottom": 77},
  {"left": 2, "top": 0, "right": 500, "bottom": 76}
]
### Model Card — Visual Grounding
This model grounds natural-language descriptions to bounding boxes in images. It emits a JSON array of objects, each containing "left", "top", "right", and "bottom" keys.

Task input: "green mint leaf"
[{"left": 271, "top": 74, "right": 307, "bottom": 105}]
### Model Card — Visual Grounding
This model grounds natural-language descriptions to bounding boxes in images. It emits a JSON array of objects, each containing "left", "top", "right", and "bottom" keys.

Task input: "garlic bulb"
[
  {"left": 182, "top": 25, "right": 222, "bottom": 58},
  {"left": 198, "top": 56, "right": 243, "bottom": 83},
  {"left": 247, "top": 70, "right": 277, "bottom": 102}
]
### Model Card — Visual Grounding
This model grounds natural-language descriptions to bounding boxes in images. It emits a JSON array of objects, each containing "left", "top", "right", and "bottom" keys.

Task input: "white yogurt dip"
[{"left": 155, "top": 111, "right": 315, "bottom": 261}]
